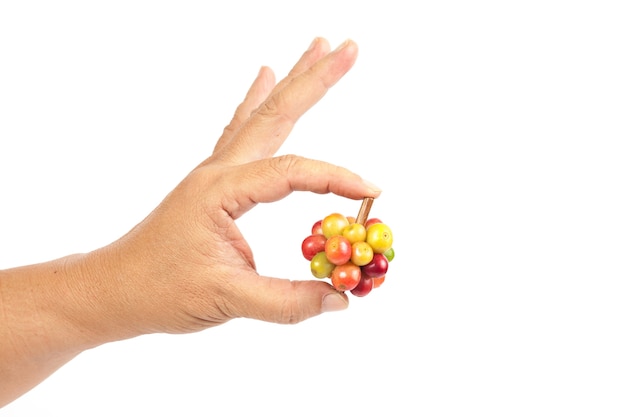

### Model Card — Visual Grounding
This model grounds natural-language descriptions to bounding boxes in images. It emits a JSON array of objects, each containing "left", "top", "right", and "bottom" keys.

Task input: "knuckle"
[
  {"left": 256, "top": 95, "right": 279, "bottom": 115},
  {"left": 268, "top": 154, "right": 302, "bottom": 177},
  {"left": 278, "top": 287, "right": 307, "bottom": 325},
  {"left": 255, "top": 92, "right": 296, "bottom": 127},
  {"left": 221, "top": 123, "right": 237, "bottom": 137}
]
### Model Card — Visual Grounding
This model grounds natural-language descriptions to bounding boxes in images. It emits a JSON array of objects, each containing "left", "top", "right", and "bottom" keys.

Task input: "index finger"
[
  {"left": 215, "top": 39, "right": 359, "bottom": 165},
  {"left": 214, "top": 154, "right": 381, "bottom": 220}
]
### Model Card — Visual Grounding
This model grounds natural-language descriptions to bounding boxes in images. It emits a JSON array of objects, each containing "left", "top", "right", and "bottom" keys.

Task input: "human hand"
[{"left": 73, "top": 38, "right": 381, "bottom": 341}]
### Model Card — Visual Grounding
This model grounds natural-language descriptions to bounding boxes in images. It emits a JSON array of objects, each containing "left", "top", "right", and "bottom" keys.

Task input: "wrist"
[
  {"left": 0, "top": 252, "right": 137, "bottom": 359},
  {"left": 0, "top": 250, "right": 146, "bottom": 406},
  {"left": 62, "top": 244, "right": 153, "bottom": 347}
]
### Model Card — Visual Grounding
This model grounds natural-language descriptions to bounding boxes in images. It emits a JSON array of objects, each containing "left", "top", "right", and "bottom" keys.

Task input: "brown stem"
[{"left": 355, "top": 197, "right": 374, "bottom": 225}]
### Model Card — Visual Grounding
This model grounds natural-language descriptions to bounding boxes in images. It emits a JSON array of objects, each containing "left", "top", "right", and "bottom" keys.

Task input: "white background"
[{"left": 1, "top": 1, "right": 625, "bottom": 416}]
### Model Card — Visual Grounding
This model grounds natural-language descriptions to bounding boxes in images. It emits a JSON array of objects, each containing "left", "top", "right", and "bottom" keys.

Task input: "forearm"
[{"left": 0, "top": 249, "right": 140, "bottom": 407}]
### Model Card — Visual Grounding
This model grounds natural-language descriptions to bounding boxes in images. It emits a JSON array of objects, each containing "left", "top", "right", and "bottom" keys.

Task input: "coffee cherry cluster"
[{"left": 301, "top": 198, "right": 394, "bottom": 297}]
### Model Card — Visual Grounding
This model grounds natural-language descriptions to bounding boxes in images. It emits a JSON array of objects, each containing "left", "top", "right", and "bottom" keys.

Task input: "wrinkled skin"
[{"left": 0, "top": 37, "right": 381, "bottom": 407}]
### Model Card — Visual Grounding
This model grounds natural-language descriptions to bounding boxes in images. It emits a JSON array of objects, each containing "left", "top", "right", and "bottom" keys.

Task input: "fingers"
[
  {"left": 233, "top": 275, "right": 350, "bottom": 324},
  {"left": 214, "top": 39, "right": 358, "bottom": 165},
  {"left": 269, "top": 37, "right": 331, "bottom": 98},
  {"left": 214, "top": 155, "right": 381, "bottom": 220},
  {"left": 212, "top": 66, "right": 276, "bottom": 155},
  {"left": 206, "top": 38, "right": 330, "bottom": 165}
]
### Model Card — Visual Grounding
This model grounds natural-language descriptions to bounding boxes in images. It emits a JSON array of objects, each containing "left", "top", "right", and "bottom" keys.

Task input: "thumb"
[{"left": 233, "top": 275, "right": 349, "bottom": 324}]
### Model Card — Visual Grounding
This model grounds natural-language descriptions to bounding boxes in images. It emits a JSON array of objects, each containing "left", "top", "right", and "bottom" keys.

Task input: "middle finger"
[{"left": 215, "top": 39, "right": 358, "bottom": 165}]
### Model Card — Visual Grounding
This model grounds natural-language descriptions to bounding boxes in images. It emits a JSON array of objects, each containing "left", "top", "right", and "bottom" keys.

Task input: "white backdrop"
[{"left": 1, "top": 1, "right": 625, "bottom": 416}]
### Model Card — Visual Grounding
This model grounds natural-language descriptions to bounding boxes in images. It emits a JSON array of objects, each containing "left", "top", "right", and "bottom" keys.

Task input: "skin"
[{"left": 0, "top": 37, "right": 381, "bottom": 407}]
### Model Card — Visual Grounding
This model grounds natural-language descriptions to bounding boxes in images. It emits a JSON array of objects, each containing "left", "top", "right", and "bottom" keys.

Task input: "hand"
[
  {"left": 0, "top": 37, "right": 381, "bottom": 406},
  {"left": 0, "top": 38, "right": 380, "bottom": 407},
  {"left": 72, "top": 37, "right": 381, "bottom": 341}
]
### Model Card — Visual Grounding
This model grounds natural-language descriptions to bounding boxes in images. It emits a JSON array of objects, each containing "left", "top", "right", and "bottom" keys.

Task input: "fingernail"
[
  {"left": 363, "top": 178, "right": 382, "bottom": 194},
  {"left": 334, "top": 39, "right": 352, "bottom": 52},
  {"left": 307, "top": 37, "right": 319, "bottom": 51},
  {"left": 322, "top": 293, "right": 349, "bottom": 313}
]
